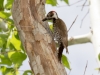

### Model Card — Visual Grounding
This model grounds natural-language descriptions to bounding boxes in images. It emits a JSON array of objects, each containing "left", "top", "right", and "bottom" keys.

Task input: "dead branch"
[
  {"left": 68, "top": 15, "right": 78, "bottom": 32},
  {"left": 57, "top": 0, "right": 84, "bottom": 7},
  {"left": 80, "top": 9, "right": 89, "bottom": 28},
  {"left": 70, "top": 0, "right": 84, "bottom": 6},
  {"left": 77, "top": 5, "right": 89, "bottom": 7},
  {"left": 83, "top": 60, "right": 88, "bottom": 75},
  {"left": 81, "top": 0, "right": 88, "bottom": 11}
]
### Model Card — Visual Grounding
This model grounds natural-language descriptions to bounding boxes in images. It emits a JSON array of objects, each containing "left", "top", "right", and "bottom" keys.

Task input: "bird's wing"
[{"left": 56, "top": 18, "right": 68, "bottom": 48}]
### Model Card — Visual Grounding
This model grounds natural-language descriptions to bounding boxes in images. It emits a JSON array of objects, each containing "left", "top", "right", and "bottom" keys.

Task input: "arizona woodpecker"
[{"left": 42, "top": 11, "right": 68, "bottom": 62}]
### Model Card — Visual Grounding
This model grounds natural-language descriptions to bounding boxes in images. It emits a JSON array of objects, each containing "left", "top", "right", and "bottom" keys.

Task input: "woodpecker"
[{"left": 42, "top": 11, "right": 68, "bottom": 62}]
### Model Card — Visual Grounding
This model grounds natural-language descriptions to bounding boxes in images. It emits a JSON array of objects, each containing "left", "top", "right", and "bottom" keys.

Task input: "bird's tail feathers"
[{"left": 58, "top": 42, "right": 64, "bottom": 62}]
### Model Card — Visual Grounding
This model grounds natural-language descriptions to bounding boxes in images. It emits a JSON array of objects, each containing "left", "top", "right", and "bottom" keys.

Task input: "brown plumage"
[{"left": 42, "top": 11, "right": 68, "bottom": 62}]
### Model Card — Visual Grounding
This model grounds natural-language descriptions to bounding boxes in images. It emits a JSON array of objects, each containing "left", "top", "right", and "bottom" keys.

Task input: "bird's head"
[{"left": 42, "top": 11, "right": 58, "bottom": 21}]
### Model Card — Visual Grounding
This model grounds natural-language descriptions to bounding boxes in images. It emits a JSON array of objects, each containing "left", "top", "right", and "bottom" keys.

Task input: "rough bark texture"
[{"left": 12, "top": 0, "right": 67, "bottom": 75}]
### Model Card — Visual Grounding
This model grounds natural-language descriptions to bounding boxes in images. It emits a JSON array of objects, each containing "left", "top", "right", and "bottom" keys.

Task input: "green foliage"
[
  {"left": 64, "top": 0, "right": 69, "bottom": 4},
  {"left": 0, "top": 33, "right": 8, "bottom": 47},
  {"left": 46, "top": 0, "right": 58, "bottom": 6},
  {"left": 8, "top": 51, "right": 27, "bottom": 68},
  {"left": 0, "top": 0, "right": 4, "bottom": 11},
  {"left": 60, "top": 0, "right": 69, "bottom": 4},
  {"left": 0, "top": 11, "right": 11, "bottom": 19},
  {"left": 0, "top": 0, "right": 27, "bottom": 74},
  {"left": 0, "top": 66, "right": 19, "bottom": 75},
  {"left": 62, "top": 55, "right": 71, "bottom": 70},
  {"left": 5, "top": 0, "right": 14, "bottom": 10},
  {"left": 0, "top": 54, "right": 12, "bottom": 66},
  {"left": 7, "top": 29, "right": 22, "bottom": 50},
  {"left": 23, "top": 70, "right": 32, "bottom": 75},
  {"left": 46, "top": 0, "right": 69, "bottom": 6}
]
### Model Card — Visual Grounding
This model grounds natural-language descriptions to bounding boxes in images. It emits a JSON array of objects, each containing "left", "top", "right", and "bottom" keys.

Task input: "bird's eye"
[
  {"left": 50, "top": 12, "right": 54, "bottom": 17},
  {"left": 47, "top": 13, "right": 53, "bottom": 17}
]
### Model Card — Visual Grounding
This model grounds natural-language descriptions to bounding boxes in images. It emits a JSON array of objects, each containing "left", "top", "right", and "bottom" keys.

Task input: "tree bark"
[{"left": 12, "top": 0, "right": 67, "bottom": 75}]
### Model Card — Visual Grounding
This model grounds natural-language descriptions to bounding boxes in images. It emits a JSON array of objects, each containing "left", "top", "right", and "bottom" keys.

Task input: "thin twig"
[
  {"left": 68, "top": 15, "right": 78, "bottom": 32},
  {"left": 70, "top": 0, "right": 84, "bottom": 6},
  {"left": 83, "top": 60, "right": 88, "bottom": 75},
  {"left": 77, "top": 5, "right": 89, "bottom": 7},
  {"left": 57, "top": 0, "right": 84, "bottom": 7},
  {"left": 18, "top": 70, "right": 26, "bottom": 72},
  {"left": 80, "top": 9, "right": 89, "bottom": 28},
  {"left": 81, "top": 0, "right": 87, "bottom": 11}
]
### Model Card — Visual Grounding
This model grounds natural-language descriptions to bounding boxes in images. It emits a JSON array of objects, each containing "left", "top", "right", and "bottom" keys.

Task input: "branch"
[
  {"left": 80, "top": 9, "right": 89, "bottom": 28},
  {"left": 77, "top": 5, "right": 89, "bottom": 7},
  {"left": 57, "top": 0, "right": 84, "bottom": 7},
  {"left": 81, "top": 0, "right": 87, "bottom": 11},
  {"left": 68, "top": 32, "right": 91, "bottom": 46},
  {"left": 70, "top": 0, "right": 84, "bottom": 6},
  {"left": 83, "top": 61, "right": 88, "bottom": 75},
  {"left": 68, "top": 15, "right": 78, "bottom": 32}
]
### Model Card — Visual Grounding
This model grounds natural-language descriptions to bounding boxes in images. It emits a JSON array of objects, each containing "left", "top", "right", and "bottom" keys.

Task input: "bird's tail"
[{"left": 58, "top": 42, "right": 64, "bottom": 62}]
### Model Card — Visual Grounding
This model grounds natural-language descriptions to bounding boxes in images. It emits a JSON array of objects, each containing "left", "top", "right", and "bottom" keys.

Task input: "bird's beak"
[
  {"left": 42, "top": 17, "right": 53, "bottom": 21},
  {"left": 42, "top": 17, "right": 48, "bottom": 21}
]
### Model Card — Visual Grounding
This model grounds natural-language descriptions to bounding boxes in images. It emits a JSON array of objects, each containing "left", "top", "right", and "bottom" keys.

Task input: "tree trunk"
[
  {"left": 12, "top": 0, "right": 67, "bottom": 75},
  {"left": 89, "top": 0, "right": 100, "bottom": 67}
]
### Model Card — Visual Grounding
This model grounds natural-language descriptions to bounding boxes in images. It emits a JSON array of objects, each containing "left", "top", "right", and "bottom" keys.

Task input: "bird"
[{"left": 42, "top": 11, "right": 68, "bottom": 62}]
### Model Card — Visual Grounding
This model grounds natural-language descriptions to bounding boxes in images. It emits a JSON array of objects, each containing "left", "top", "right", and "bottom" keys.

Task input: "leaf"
[
  {"left": 7, "top": 30, "right": 22, "bottom": 50},
  {"left": 10, "top": 31, "right": 21, "bottom": 50},
  {"left": 98, "top": 53, "right": 100, "bottom": 61},
  {"left": 6, "top": 18, "right": 14, "bottom": 25},
  {"left": 64, "top": 0, "right": 69, "bottom": 4},
  {"left": 0, "top": 66, "right": 19, "bottom": 75},
  {"left": 0, "top": 11, "right": 11, "bottom": 19},
  {"left": 23, "top": 70, "right": 32, "bottom": 75},
  {"left": 62, "top": 55, "right": 71, "bottom": 70},
  {"left": 0, "top": 66, "right": 13, "bottom": 75},
  {"left": 8, "top": 51, "right": 27, "bottom": 68},
  {"left": 0, "top": 0, "right": 4, "bottom": 11},
  {"left": 5, "top": 0, "right": 14, "bottom": 10},
  {"left": 0, "top": 33, "right": 8, "bottom": 47},
  {"left": 46, "top": 0, "right": 57, "bottom": 6},
  {"left": 0, "top": 36, "right": 5, "bottom": 47},
  {"left": 60, "top": 0, "right": 69, "bottom": 4},
  {"left": 0, "top": 54, "right": 12, "bottom": 66}
]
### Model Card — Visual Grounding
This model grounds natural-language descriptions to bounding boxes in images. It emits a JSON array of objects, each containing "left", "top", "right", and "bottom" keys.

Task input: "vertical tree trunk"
[
  {"left": 90, "top": 0, "right": 100, "bottom": 67},
  {"left": 12, "top": 0, "right": 67, "bottom": 75}
]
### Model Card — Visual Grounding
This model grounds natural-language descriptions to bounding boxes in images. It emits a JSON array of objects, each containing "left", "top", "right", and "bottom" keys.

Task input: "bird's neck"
[{"left": 53, "top": 18, "right": 59, "bottom": 23}]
